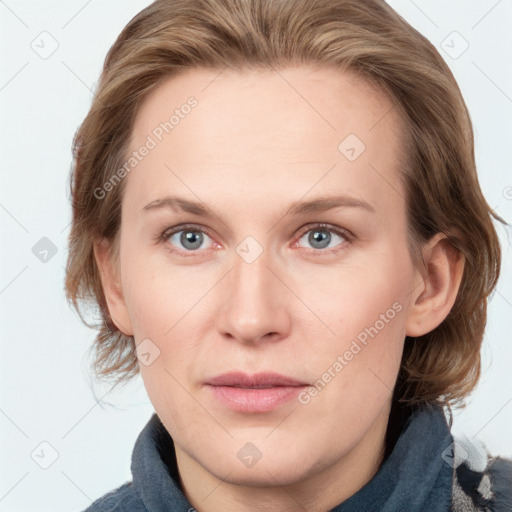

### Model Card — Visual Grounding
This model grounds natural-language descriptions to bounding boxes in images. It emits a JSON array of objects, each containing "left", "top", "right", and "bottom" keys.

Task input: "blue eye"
[
  {"left": 163, "top": 226, "right": 214, "bottom": 254},
  {"left": 296, "top": 224, "right": 351, "bottom": 254}
]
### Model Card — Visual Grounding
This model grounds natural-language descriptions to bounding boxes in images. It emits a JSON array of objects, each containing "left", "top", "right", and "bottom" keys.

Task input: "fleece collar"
[{"left": 331, "top": 404, "right": 454, "bottom": 512}]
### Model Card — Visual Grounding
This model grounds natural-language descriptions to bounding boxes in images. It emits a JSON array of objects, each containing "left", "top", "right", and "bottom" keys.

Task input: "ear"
[
  {"left": 93, "top": 238, "right": 134, "bottom": 337},
  {"left": 405, "top": 232, "right": 465, "bottom": 337}
]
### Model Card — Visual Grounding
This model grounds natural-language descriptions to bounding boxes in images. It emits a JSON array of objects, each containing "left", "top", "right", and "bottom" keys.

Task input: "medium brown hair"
[{"left": 65, "top": 0, "right": 506, "bottom": 407}]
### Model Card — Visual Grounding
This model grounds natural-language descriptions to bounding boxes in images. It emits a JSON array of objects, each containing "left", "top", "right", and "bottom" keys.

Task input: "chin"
[
  {"left": 207, "top": 456, "right": 315, "bottom": 488},
  {"left": 192, "top": 435, "right": 335, "bottom": 488}
]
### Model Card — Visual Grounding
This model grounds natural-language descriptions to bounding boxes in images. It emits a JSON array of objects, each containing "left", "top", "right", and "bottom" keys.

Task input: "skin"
[{"left": 94, "top": 65, "right": 465, "bottom": 512}]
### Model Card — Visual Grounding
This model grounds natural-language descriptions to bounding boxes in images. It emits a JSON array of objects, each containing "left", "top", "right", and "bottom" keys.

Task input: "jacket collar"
[{"left": 332, "top": 404, "right": 454, "bottom": 512}]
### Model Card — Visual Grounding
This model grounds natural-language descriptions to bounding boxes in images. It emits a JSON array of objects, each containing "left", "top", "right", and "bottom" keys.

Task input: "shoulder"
[
  {"left": 450, "top": 435, "right": 512, "bottom": 512},
  {"left": 81, "top": 481, "right": 146, "bottom": 512}
]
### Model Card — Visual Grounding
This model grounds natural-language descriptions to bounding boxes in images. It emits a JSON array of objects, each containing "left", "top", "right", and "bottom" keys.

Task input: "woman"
[{"left": 65, "top": 0, "right": 512, "bottom": 510}]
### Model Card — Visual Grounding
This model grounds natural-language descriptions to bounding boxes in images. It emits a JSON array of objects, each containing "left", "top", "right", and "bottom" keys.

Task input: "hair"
[{"left": 65, "top": 0, "right": 507, "bottom": 409}]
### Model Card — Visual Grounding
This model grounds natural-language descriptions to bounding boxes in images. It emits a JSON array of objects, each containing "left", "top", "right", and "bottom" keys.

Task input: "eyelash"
[{"left": 156, "top": 222, "right": 354, "bottom": 257}]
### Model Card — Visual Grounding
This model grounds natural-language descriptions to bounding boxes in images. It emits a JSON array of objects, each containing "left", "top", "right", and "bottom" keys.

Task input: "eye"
[
  {"left": 158, "top": 224, "right": 215, "bottom": 256},
  {"left": 294, "top": 223, "right": 352, "bottom": 254}
]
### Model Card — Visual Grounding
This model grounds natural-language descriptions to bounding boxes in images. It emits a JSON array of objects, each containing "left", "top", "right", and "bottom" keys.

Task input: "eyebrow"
[{"left": 142, "top": 194, "right": 376, "bottom": 217}]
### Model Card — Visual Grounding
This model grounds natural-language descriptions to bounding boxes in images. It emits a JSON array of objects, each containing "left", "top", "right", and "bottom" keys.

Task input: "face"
[{"left": 104, "top": 65, "right": 424, "bottom": 492}]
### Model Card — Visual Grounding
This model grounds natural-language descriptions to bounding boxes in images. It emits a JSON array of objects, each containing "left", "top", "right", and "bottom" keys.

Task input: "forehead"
[{"left": 124, "top": 65, "right": 405, "bottom": 217}]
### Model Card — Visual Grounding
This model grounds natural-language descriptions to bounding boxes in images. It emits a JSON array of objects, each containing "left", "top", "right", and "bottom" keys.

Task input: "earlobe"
[
  {"left": 93, "top": 238, "right": 134, "bottom": 337},
  {"left": 405, "top": 233, "right": 465, "bottom": 337}
]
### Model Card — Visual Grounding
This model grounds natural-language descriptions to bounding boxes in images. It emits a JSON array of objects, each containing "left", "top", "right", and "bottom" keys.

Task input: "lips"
[
  {"left": 205, "top": 371, "right": 308, "bottom": 388},
  {"left": 204, "top": 372, "right": 309, "bottom": 413}
]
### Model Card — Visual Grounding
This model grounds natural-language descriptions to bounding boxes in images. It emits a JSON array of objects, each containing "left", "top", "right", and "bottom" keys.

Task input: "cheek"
[
  {"left": 123, "top": 259, "right": 212, "bottom": 407},
  {"left": 122, "top": 255, "right": 210, "bottom": 341},
  {"left": 302, "top": 254, "right": 410, "bottom": 398},
  {"left": 302, "top": 249, "right": 410, "bottom": 338}
]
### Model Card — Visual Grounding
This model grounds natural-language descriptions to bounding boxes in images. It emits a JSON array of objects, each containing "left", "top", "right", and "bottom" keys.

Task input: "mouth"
[{"left": 204, "top": 372, "right": 309, "bottom": 413}]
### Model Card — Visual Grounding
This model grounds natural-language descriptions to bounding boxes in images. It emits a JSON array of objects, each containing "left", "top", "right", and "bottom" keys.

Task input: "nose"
[{"left": 215, "top": 247, "right": 291, "bottom": 345}]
